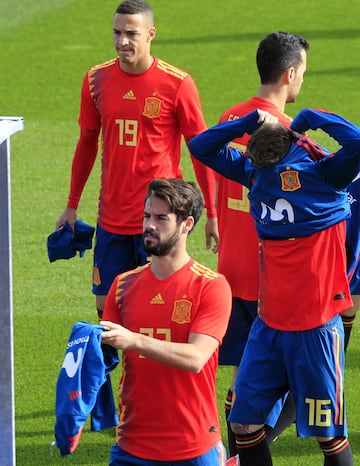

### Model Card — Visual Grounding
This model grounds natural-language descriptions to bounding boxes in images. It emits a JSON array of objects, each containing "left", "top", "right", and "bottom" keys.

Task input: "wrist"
[{"left": 67, "top": 197, "right": 79, "bottom": 209}]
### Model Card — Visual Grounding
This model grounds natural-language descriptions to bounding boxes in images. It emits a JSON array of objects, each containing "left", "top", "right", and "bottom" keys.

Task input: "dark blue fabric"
[{"left": 47, "top": 220, "right": 95, "bottom": 262}]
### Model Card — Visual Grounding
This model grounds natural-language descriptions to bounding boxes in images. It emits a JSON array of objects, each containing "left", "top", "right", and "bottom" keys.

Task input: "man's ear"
[
  {"left": 148, "top": 26, "right": 156, "bottom": 42},
  {"left": 284, "top": 66, "right": 295, "bottom": 84},
  {"left": 183, "top": 216, "right": 195, "bottom": 234}
]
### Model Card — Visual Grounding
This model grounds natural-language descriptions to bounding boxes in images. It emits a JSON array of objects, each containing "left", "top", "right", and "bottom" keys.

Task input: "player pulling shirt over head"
[{"left": 189, "top": 107, "right": 360, "bottom": 466}]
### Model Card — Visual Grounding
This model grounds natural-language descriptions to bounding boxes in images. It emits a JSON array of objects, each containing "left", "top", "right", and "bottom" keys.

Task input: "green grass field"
[{"left": 1, "top": 0, "right": 360, "bottom": 464}]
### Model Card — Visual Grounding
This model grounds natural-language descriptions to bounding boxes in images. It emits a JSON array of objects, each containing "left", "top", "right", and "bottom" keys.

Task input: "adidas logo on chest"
[{"left": 150, "top": 293, "right": 164, "bottom": 304}]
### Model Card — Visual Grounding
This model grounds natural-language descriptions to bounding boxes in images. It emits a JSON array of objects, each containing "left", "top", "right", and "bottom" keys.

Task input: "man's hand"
[
  {"left": 55, "top": 207, "right": 77, "bottom": 230},
  {"left": 257, "top": 109, "right": 279, "bottom": 125},
  {"left": 205, "top": 217, "right": 219, "bottom": 253},
  {"left": 100, "top": 321, "right": 135, "bottom": 350},
  {"left": 100, "top": 320, "right": 219, "bottom": 373}
]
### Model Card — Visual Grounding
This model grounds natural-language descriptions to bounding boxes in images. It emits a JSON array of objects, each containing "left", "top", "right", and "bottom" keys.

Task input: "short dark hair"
[
  {"left": 145, "top": 178, "right": 203, "bottom": 233},
  {"left": 115, "top": 0, "right": 154, "bottom": 23},
  {"left": 246, "top": 123, "right": 295, "bottom": 168},
  {"left": 256, "top": 31, "right": 309, "bottom": 84}
]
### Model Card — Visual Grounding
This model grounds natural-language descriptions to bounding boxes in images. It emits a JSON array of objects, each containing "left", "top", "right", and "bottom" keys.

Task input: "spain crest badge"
[
  {"left": 143, "top": 97, "right": 161, "bottom": 119},
  {"left": 280, "top": 169, "right": 301, "bottom": 191},
  {"left": 171, "top": 299, "right": 192, "bottom": 324}
]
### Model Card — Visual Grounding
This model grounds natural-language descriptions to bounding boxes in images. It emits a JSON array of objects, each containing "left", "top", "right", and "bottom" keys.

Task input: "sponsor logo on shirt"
[
  {"left": 62, "top": 348, "right": 83, "bottom": 378},
  {"left": 68, "top": 391, "right": 82, "bottom": 401},
  {"left": 123, "top": 90, "right": 136, "bottom": 100},
  {"left": 150, "top": 293, "right": 164, "bottom": 304},
  {"left": 68, "top": 427, "right": 84, "bottom": 454},
  {"left": 260, "top": 199, "right": 295, "bottom": 223}
]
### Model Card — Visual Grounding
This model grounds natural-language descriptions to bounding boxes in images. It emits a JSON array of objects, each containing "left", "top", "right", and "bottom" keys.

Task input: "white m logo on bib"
[
  {"left": 260, "top": 198, "right": 295, "bottom": 223},
  {"left": 62, "top": 348, "right": 83, "bottom": 378}
]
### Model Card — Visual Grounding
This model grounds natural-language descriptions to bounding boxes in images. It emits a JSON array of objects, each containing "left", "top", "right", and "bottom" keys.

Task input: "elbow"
[
  {"left": 188, "top": 138, "right": 196, "bottom": 154},
  {"left": 187, "top": 358, "right": 208, "bottom": 374},
  {"left": 189, "top": 365, "right": 203, "bottom": 374},
  {"left": 79, "top": 127, "right": 100, "bottom": 148},
  {"left": 188, "top": 137, "right": 205, "bottom": 159},
  {"left": 188, "top": 146, "right": 201, "bottom": 160}
]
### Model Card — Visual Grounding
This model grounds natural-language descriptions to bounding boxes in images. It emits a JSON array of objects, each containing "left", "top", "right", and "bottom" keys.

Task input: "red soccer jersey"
[
  {"left": 258, "top": 222, "right": 352, "bottom": 330},
  {"left": 103, "top": 259, "right": 232, "bottom": 460},
  {"left": 217, "top": 97, "right": 292, "bottom": 300},
  {"left": 69, "top": 57, "right": 215, "bottom": 234}
]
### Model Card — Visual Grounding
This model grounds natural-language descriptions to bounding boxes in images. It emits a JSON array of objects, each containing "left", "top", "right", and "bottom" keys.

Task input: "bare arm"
[
  {"left": 190, "top": 155, "right": 219, "bottom": 252},
  {"left": 100, "top": 320, "right": 219, "bottom": 373},
  {"left": 205, "top": 217, "right": 219, "bottom": 253}
]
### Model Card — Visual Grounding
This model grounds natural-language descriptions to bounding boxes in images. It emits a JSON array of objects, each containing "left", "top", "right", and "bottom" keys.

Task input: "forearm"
[
  {"left": 129, "top": 333, "right": 213, "bottom": 373},
  {"left": 101, "top": 321, "right": 218, "bottom": 373},
  {"left": 326, "top": 151, "right": 360, "bottom": 188},
  {"left": 291, "top": 109, "right": 360, "bottom": 154},
  {"left": 188, "top": 112, "right": 258, "bottom": 185},
  {"left": 189, "top": 110, "right": 259, "bottom": 158},
  {"left": 67, "top": 127, "right": 99, "bottom": 209},
  {"left": 292, "top": 109, "right": 360, "bottom": 188}
]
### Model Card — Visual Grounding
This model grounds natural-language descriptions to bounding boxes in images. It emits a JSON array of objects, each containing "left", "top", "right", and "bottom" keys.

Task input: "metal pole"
[{"left": 0, "top": 117, "right": 24, "bottom": 466}]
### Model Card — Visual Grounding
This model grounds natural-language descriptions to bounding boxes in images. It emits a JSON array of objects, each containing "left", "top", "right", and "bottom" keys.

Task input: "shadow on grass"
[
  {"left": 154, "top": 28, "right": 360, "bottom": 45},
  {"left": 344, "top": 345, "right": 360, "bottom": 369},
  {"left": 270, "top": 426, "right": 360, "bottom": 462},
  {"left": 17, "top": 423, "right": 116, "bottom": 465},
  {"left": 16, "top": 409, "right": 54, "bottom": 421},
  {"left": 16, "top": 441, "right": 112, "bottom": 466}
]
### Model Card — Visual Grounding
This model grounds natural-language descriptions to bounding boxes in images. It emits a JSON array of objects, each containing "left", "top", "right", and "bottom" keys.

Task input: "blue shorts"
[
  {"left": 92, "top": 224, "right": 148, "bottom": 296},
  {"left": 264, "top": 392, "right": 291, "bottom": 429},
  {"left": 109, "top": 441, "right": 227, "bottom": 466},
  {"left": 218, "top": 297, "right": 258, "bottom": 366},
  {"left": 229, "top": 315, "right": 348, "bottom": 438}
]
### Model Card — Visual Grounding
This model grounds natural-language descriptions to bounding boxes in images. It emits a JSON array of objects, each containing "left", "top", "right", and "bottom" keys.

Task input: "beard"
[{"left": 143, "top": 228, "right": 180, "bottom": 256}]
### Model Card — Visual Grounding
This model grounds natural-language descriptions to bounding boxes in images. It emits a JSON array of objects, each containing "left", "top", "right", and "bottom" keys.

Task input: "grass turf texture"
[{"left": 1, "top": 0, "right": 360, "bottom": 464}]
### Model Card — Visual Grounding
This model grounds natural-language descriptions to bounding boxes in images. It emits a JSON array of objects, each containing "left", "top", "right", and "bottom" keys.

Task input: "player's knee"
[
  {"left": 317, "top": 435, "right": 335, "bottom": 443},
  {"left": 230, "top": 422, "right": 263, "bottom": 435}
]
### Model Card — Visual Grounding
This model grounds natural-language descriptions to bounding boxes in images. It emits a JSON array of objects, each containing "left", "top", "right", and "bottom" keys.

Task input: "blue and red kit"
[
  {"left": 189, "top": 109, "right": 360, "bottom": 330},
  {"left": 190, "top": 109, "right": 360, "bottom": 439}
]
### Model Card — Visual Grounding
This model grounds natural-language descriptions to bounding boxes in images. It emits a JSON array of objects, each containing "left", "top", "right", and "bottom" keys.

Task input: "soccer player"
[
  {"left": 55, "top": 0, "right": 217, "bottom": 318},
  {"left": 189, "top": 107, "right": 360, "bottom": 465},
  {"left": 100, "top": 178, "right": 232, "bottom": 465},
  {"left": 215, "top": 31, "right": 309, "bottom": 454}
]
